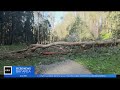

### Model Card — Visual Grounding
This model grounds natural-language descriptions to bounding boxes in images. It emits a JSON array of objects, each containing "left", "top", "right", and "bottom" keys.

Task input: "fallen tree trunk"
[
  {"left": 1, "top": 39, "right": 120, "bottom": 59},
  {"left": 10, "top": 39, "right": 120, "bottom": 54}
]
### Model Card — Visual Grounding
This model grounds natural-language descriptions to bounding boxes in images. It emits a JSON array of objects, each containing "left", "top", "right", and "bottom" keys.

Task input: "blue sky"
[
  {"left": 54, "top": 12, "right": 66, "bottom": 26},
  {"left": 34, "top": 11, "right": 67, "bottom": 27}
]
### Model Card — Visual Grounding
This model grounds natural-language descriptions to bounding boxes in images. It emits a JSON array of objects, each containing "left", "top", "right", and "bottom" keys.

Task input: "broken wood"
[
  {"left": 0, "top": 39, "right": 120, "bottom": 59},
  {"left": 13, "top": 39, "right": 120, "bottom": 53}
]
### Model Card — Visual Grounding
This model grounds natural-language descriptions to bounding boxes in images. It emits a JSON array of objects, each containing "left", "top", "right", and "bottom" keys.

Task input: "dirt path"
[{"left": 39, "top": 60, "right": 91, "bottom": 74}]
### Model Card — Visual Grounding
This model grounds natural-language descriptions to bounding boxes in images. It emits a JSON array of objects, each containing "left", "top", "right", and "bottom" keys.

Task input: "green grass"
[
  {"left": 67, "top": 46, "right": 120, "bottom": 74},
  {"left": 0, "top": 44, "right": 27, "bottom": 53},
  {"left": 0, "top": 44, "right": 120, "bottom": 75},
  {"left": 0, "top": 44, "right": 66, "bottom": 74}
]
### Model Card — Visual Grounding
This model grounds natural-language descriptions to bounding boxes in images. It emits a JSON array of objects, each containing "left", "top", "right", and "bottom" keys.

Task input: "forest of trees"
[
  {"left": 0, "top": 11, "right": 34, "bottom": 45},
  {"left": 0, "top": 11, "right": 120, "bottom": 46},
  {"left": 0, "top": 11, "right": 52, "bottom": 45},
  {"left": 52, "top": 12, "right": 120, "bottom": 42}
]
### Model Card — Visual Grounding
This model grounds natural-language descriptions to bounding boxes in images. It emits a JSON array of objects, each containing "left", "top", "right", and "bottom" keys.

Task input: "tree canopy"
[{"left": 0, "top": 11, "right": 120, "bottom": 45}]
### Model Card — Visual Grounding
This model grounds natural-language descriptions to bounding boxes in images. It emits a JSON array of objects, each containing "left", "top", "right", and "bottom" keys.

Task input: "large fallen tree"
[
  {"left": 1, "top": 39, "right": 120, "bottom": 59},
  {"left": 12, "top": 39, "right": 120, "bottom": 53}
]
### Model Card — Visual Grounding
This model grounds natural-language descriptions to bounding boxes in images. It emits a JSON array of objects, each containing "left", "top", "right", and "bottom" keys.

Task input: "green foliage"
[
  {"left": 106, "top": 12, "right": 120, "bottom": 39},
  {"left": 51, "top": 12, "right": 76, "bottom": 41},
  {"left": 66, "top": 46, "right": 120, "bottom": 74},
  {"left": 0, "top": 44, "right": 27, "bottom": 52},
  {"left": 66, "top": 16, "right": 82, "bottom": 42},
  {"left": 66, "top": 16, "right": 93, "bottom": 42},
  {"left": 69, "top": 17, "right": 82, "bottom": 34},
  {"left": 64, "top": 12, "right": 120, "bottom": 41},
  {"left": 100, "top": 32, "right": 112, "bottom": 40}
]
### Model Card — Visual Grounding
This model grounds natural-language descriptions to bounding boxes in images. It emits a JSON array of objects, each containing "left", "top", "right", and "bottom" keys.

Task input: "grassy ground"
[
  {"left": 0, "top": 44, "right": 120, "bottom": 74},
  {"left": 0, "top": 44, "right": 66, "bottom": 74},
  {"left": 0, "top": 44, "right": 27, "bottom": 52},
  {"left": 66, "top": 46, "right": 120, "bottom": 74}
]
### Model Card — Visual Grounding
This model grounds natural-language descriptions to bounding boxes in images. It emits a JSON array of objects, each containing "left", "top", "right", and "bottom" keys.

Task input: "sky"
[
  {"left": 54, "top": 12, "right": 66, "bottom": 26},
  {"left": 34, "top": 11, "right": 67, "bottom": 28}
]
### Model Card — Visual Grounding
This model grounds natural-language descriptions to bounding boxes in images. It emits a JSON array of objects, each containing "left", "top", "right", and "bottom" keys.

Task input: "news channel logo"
[{"left": 4, "top": 66, "right": 12, "bottom": 75}]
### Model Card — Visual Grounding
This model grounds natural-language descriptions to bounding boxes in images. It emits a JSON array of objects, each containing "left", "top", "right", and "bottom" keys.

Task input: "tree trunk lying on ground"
[
  {"left": 1, "top": 39, "right": 120, "bottom": 59},
  {"left": 11, "top": 39, "right": 120, "bottom": 54}
]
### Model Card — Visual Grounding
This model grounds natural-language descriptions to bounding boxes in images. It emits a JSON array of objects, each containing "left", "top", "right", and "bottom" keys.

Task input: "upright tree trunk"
[{"left": 37, "top": 12, "right": 40, "bottom": 44}]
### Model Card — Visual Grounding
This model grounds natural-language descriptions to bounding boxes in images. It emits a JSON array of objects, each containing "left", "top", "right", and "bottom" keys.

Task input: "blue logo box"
[{"left": 4, "top": 66, "right": 35, "bottom": 78}]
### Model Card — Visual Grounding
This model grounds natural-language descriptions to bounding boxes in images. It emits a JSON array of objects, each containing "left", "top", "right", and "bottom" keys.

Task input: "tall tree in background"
[
  {"left": 36, "top": 12, "right": 51, "bottom": 44},
  {"left": 0, "top": 11, "right": 35, "bottom": 45},
  {"left": 24, "top": 11, "right": 34, "bottom": 44},
  {"left": 0, "top": 11, "right": 4, "bottom": 45}
]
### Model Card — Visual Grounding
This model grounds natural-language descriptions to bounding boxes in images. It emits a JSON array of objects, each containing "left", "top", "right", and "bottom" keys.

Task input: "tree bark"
[
  {"left": 0, "top": 39, "right": 120, "bottom": 59},
  {"left": 12, "top": 39, "right": 120, "bottom": 54}
]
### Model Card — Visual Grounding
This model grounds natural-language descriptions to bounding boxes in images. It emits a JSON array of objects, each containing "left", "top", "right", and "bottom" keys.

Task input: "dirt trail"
[{"left": 39, "top": 60, "right": 91, "bottom": 74}]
